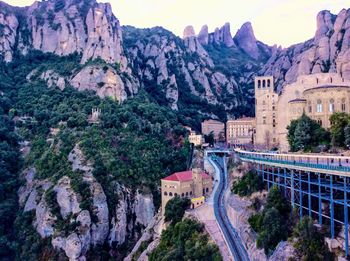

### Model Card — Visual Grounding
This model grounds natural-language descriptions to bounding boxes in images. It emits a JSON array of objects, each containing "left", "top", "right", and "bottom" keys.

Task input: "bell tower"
[
  {"left": 254, "top": 76, "right": 278, "bottom": 149},
  {"left": 192, "top": 168, "right": 203, "bottom": 198}
]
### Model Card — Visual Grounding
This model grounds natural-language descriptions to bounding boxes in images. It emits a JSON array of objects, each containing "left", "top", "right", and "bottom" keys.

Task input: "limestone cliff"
[
  {"left": 261, "top": 8, "right": 350, "bottom": 90},
  {"left": 18, "top": 145, "right": 156, "bottom": 260}
]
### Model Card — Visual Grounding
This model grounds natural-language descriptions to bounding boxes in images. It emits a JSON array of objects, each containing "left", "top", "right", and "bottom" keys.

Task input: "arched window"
[
  {"left": 258, "top": 80, "right": 261, "bottom": 88},
  {"left": 181, "top": 193, "right": 184, "bottom": 197},
  {"left": 342, "top": 98, "right": 346, "bottom": 112},
  {"left": 330, "top": 77, "right": 333, "bottom": 83},
  {"left": 190, "top": 191, "right": 193, "bottom": 195},
  {"left": 186, "top": 192, "right": 189, "bottom": 196},
  {"left": 164, "top": 191, "right": 168, "bottom": 196},
  {"left": 308, "top": 101, "right": 312, "bottom": 113},
  {"left": 317, "top": 119, "right": 322, "bottom": 126},
  {"left": 174, "top": 193, "right": 178, "bottom": 197},
  {"left": 206, "top": 188, "right": 209, "bottom": 193},
  {"left": 316, "top": 100, "right": 322, "bottom": 113},
  {"left": 267, "top": 79, "right": 271, "bottom": 87},
  {"left": 329, "top": 99, "right": 335, "bottom": 112},
  {"left": 262, "top": 80, "right": 266, "bottom": 88},
  {"left": 169, "top": 192, "right": 173, "bottom": 196}
]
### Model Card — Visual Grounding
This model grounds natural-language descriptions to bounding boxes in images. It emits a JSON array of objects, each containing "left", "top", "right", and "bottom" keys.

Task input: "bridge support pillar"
[
  {"left": 330, "top": 175, "right": 334, "bottom": 239},
  {"left": 277, "top": 167, "right": 281, "bottom": 189},
  {"left": 284, "top": 168, "right": 287, "bottom": 198},
  {"left": 308, "top": 172, "right": 311, "bottom": 217},
  {"left": 266, "top": 165, "right": 270, "bottom": 191},
  {"left": 344, "top": 177, "right": 348, "bottom": 257},
  {"left": 299, "top": 171, "right": 302, "bottom": 219},
  {"left": 291, "top": 170, "right": 295, "bottom": 208},
  {"left": 318, "top": 173, "right": 322, "bottom": 225}
]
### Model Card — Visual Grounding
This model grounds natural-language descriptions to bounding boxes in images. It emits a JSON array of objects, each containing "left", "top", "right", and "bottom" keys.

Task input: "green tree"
[
  {"left": 232, "top": 170, "right": 264, "bottom": 197},
  {"left": 287, "top": 114, "right": 330, "bottom": 152},
  {"left": 256, "top": 207, "right": 288, "bottom": 255},
  {"left": 293, "top": 217, "right": 334, "bottom": 261},
  {"left": 204, "top": 131, "right": 215, "bottom": 146},
  {"left": 330, "top": 112, "right": 350, "bottom": 147},
  {"left": 149, "top": 219, "right": 222, "bottom": 261},
  {"left": 164, "top": 196, "right": 191, "bottom": 224}
]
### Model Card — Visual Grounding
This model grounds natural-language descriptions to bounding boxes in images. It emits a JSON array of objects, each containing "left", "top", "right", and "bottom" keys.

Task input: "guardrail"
[{"left": 235, "top": 149, "right": 350, "bottom": 175}]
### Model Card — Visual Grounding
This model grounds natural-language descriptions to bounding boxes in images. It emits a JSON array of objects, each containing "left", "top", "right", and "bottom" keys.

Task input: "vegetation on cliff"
[
  {"left": 292, "top": 216, "right": 334, "bottom": 261},
  {"left": 231, "top": 169, "right": 264, "bottom": 197},
  {"left": 150, "top": 218, "right": 222, "bottom": 261},
  {"left": 0, "top": 51, "right": 191, "bottom": 259},
  {"left": 248, "top": 186, "right": 292, "bottom": 255}
]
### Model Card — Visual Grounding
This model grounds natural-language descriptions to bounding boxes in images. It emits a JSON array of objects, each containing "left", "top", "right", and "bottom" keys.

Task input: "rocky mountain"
[
  {"left": 1, "top": 1, "right": 350, "bottom": 260},
  {"left": 261, "top": 8, "right": 350, "bottom": 90}
]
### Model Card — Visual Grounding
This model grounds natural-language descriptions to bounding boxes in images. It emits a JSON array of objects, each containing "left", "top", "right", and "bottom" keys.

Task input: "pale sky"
[{"left": 4, "top": 0, "right": 349, "bottom": 47}]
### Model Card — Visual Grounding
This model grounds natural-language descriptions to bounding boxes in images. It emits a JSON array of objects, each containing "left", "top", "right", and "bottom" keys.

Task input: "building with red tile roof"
[{"left": 161, "top": 168, "right": 213, "bottom": 214}]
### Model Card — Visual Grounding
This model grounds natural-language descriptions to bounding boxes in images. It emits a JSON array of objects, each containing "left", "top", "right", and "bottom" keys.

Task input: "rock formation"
[
  {"left": 18, "top": 145, "right": 156, "bottom": 260},
  {"left": 183, "top": 25, "right": 196, "bottom": 39},
  {"left": 208, "top": 22, "right": 236, "bottom": 47},
  {"left": 261, "top": 8, "right": 350, "bottom": 90},
  {"left": 197, "top": 25, "right": 209, "bottom": 45},
  {"left": 234, "top": 22, "right": 260, "bottom": 60}
]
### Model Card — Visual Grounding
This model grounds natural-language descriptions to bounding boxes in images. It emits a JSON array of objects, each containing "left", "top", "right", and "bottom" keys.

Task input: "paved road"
[{"left": 210, "top": 156, "right": 250, "bottom": 261}]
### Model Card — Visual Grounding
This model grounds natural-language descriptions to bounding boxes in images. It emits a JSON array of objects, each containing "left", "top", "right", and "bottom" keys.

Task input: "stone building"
[
  {"left": 188, "top": 130, "right": 203, "bottom": 146},
  {"left": 161, "top": 168, "right": 212, "bottom": 214},
  {"left": 226, "top": 117, "right": 256, "bottom": 146},
  {"left": 201, "top": 119, "right": 225, "bottom": 142},
  {"left": 254, "top": 73, "right": 350, "bottom": 151}
]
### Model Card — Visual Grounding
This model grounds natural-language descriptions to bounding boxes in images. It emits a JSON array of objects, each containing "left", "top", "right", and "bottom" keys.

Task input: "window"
[
  {"left": 329, "top": 99, "right": 335, "bottom": 112},
  {"left": 342, "top": 98, "right": 346, "bottom": 112},
  {"left": 258, "top": 80, "right": 261, "bottom": 88},
  {"left": 308, "top": 101, "right": 312, "bottom": 113},
  {"left": 186, "top": 192, "right": 189, "bottom": 196},
  {"left": 267, "top": 79, "right": 271, "bottom": 87},
  {"left": 206, "top": 188, "right": 209, "bottom": 193},
  {"left": 263, "top": 80, "right": 266, "bottom": 88},
  {"left": 273, "top": 119, "right": 276, "bottom": 128},
  {"left": 181, "top": 193, "right": 184, "bottom": 197},
  {"left": 169, "top": 192, "right": 173, "bottom": 196},
  {"left": 317, "top": 119, "right": 322, "bottom": 126},
  {"left": 174, "top": 193, "right": 178, "bottom": 196},
  {"left": 263, "top": 117, "right": 266, "bottom": 125},
  {"left": 164, "top": 191, "right": 168, "bottom": 196},
  {"left": 316, "top": 100, "right": 322, "bottom": 113},
  {"left": 190, "top": 191, "right": 193, "bottom": 195},
  {"left": 272, "top": 106, "right": 275, "bottom": 111}
]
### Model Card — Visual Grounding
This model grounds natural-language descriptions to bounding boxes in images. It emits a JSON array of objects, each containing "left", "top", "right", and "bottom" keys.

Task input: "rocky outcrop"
[
  {"left": 234, "top": 22, "right": 260, "bottom": 60},
  {"left": 261, "top": 8, "right": 350, "bottom": 90},
  {"left": 208, "top": 22, "right": 235, "bottom": 47},
  {"left": 0, "top": 0, "right": 128, "bottom": 66},
  {"left": 183, "top": 25, "right": 196, "bottom": 39},
  {"left": 18, "top": 145, "right": 156, "bottom": 260},
  {"left": 0, "top": 7, "right": 18, "bottom": 62},
  {"left": 198, "top": 25, "right": 209, "bottom": 45},
  {"left": 70, "top": 65, "right": 129, "bottom": 102}
]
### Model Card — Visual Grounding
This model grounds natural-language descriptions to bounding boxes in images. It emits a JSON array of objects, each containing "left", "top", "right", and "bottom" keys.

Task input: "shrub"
[
  {"left": 232, "top": 170, "right": 264, "bottom": 197},
  {"left": 164, "top": 196, "right": 191, "bottom": 224}
]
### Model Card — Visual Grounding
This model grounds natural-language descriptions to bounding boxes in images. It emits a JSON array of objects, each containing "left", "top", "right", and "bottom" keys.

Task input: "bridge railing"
[{"left": 235, "top": 149, "right": 350, "bottom": 173}]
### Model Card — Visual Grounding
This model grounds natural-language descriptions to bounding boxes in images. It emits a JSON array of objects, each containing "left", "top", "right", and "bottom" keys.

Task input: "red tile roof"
[{"left": 162, "top": 170, "right": 211, "bottom": 182}]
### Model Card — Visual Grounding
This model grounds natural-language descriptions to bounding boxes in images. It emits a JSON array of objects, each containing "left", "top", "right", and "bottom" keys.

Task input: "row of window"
[
  {"left": 257, "top": 79, "right": 272, "bottom": 88},
  {"left": 309, "top": 99, "right": 346, "bottom": 113},
  {"left": 163, "top": 188, "right": 210, "bottom": 197}
]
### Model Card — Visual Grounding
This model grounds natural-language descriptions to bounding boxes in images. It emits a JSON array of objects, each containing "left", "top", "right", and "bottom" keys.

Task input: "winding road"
[{"left": 210, "top": 155, "right": 250, "bottom": 261}]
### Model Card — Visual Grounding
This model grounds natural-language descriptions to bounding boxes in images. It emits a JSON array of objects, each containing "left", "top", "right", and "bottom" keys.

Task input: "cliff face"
[
  {"left": 261, "top": 8, "right": 350, "bottom": 90},
  {"left": 0, "top": 0, "right": 127, "bottom": 66},
  {"left": 18, "top": 145, "right": 155, "bottom": 260}
]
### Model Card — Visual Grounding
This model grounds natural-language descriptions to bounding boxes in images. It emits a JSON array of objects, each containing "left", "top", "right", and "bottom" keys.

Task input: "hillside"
[{"left": 0, "top": 0, "right": 350, "bottom": 259}]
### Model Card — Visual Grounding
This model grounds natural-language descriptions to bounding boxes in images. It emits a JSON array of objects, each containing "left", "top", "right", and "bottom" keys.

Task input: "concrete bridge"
[{"left": 235, "top": 149, "right": 350, "bottom": 256}]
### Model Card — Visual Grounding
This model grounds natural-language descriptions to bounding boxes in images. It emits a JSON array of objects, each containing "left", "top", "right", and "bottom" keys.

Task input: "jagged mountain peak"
[{"left": 183, "top": 25, "right": 196, "bottom": 39}]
